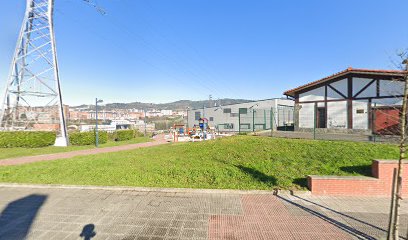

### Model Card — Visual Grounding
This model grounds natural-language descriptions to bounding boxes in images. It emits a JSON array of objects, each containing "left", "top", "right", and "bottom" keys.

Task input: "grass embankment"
[
  {"left": 0, "top": 136, "right": 399, "bottom": 190},
  {"left": 0, "top": 137, "right": 151, "bottom": 160}
]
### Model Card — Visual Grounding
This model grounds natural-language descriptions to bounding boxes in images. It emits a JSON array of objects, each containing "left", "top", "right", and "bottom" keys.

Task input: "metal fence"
[
  {"left": 215, "top": 105, "right": 295, "bottom": 134},
  {"left": 262, "top": 101, "right": 403, "bottom": 143}
]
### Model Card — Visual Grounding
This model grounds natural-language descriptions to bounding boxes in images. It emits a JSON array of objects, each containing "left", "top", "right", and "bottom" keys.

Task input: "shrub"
[
  {"left": 108, "top": 132, "right": 117, "bottom": 141},
  {"left": 116, "top": 130, "right": 134, "bottom": 141},
  {"left": 0, "top": 131, "right": 56, "bottom": 148},
  {"left": 133, "top": 129, "right": 145, "bottom": 137},
  {"left": 69, "top": 131, "right": 108, "bottom": 146}
]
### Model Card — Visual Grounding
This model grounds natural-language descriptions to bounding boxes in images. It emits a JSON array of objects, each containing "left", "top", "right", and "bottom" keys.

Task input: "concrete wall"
[
  {"left": 298, "top": 103, "right": 314, "bottom": 128},
  {"left": 327, "top": 101, "right": 348, "bottom": 129},
  {"left": 352, "top": 100, "right": 369, "bottom": 130}
]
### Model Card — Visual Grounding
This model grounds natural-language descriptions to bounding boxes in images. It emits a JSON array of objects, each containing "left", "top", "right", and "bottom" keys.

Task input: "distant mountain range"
[{"left": 73, "top": 98, "right": 254, "bottom": 111}]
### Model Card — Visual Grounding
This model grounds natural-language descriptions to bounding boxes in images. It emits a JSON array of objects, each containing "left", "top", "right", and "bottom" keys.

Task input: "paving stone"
[{"left": 0, "top": 186, "right": 407, "bottom": 239}]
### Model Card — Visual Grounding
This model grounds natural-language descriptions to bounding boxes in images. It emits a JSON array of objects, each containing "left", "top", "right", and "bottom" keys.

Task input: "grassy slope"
[
  {"left": 0, "top": 136, "right": 399, "bottom": 190},
  {"left": 0, "top": 137, "right": 151, "bottom": 160}
]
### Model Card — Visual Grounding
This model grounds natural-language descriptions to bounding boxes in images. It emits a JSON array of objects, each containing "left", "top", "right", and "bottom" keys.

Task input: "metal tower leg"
[{"left": 0, "top": 0, "right": 69, "bottom": 146}]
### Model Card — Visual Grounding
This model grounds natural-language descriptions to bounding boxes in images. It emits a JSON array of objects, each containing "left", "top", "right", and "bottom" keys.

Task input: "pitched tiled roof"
[{"left": 283, "top": 67, "right": 406, "bottom": 97}]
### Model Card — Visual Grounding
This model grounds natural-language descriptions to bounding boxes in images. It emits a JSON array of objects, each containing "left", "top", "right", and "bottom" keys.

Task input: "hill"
[{"left": 73, "top": 98, "right": 253, "bottom": 110}]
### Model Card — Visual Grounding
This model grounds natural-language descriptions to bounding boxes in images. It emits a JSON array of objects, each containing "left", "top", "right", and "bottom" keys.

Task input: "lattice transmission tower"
[{"left": 0, "top": 0, "right": 68, "bottom": 146}]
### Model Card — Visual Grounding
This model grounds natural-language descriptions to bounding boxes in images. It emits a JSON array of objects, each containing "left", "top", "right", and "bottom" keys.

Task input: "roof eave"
[{"left": 282, "top": 68, "right": 406, "bottom": 97}]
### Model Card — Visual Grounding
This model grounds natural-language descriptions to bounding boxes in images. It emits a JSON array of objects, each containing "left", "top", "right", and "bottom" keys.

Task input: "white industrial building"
[
  {"left": 284, "top": 68, "right": 406, "bottom": 134},
  {"left": 186, "top": 98, "right": 294, "bottom": 132}
]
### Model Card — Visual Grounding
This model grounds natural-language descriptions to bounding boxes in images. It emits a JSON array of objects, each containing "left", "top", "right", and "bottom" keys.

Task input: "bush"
[
  {"left": 0, "top": 131, "right": 56, "bottom": 148},
  {"left": 133, "top": 129, "right": 145, "bottom": 137},
  {"left": 69, "top": 131, "right": 108, "bottom": 146},
  {"left": 116, "top": 130, "right": 134, "bottom": 141},
  {"left": 108, "top": 132, "right": 117, "bottom": 141}
]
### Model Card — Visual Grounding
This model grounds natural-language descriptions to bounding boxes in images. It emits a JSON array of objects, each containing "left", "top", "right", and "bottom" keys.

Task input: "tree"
[{"left": 387, "top": 51, "right": 408, "bottom": 240}]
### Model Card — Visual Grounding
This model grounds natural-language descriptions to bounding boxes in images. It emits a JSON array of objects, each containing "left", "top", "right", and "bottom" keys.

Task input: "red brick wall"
[{"left": 308, "top": 160, "right": 408, "bottom": 196}]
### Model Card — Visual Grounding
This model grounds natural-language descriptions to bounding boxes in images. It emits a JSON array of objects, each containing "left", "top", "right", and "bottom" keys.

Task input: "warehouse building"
[
  {"left": 284, "top": 67, "right": 406, "bottom": 134},
  {"left": 186, "top": 98, "right": 294, "bottom": 132}
]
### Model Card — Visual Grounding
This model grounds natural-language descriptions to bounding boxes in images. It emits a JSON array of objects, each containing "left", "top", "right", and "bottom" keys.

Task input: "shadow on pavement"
[
  {"left": 80, "top": 224, "right": 96, "bottom": 240},
  {"left": 277, "top": 194, "right": 408, "bottom": 240},
  {"left": 291, "top": 194, "right": 390, "bottom": 234},
  {"left": 276, "top": 194, "right": 377, "bottom": 240},
  {"left": 0, "top": 194, "right": 47, "bottom": 240}
]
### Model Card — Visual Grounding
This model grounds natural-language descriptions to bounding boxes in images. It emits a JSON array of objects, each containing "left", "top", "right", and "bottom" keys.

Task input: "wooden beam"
[
  {"left": 368, "top": 99, "right": 372, "bottom": 131},
  {"left": 324, "top": 85, "right": 328, "bottom": 128},
  {"left": 298, "top": 99, "right": 347, "bottom": 104},
  {"left": 353, "top": 79, "right": 376, "bottom": 98},
  {"left": 355, "top": 95, "right": 404, "bottom": 100},
  {"left": 327, "top": 84, "right": 347, "bottom": 99}
]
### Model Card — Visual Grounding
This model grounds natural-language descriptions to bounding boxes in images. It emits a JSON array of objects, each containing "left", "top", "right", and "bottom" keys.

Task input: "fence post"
[
  {"left": 264, "top": 109, "right": 266, "bottom": 130},
  {"left": 252, "top": 109, "right": 255, "bottom": 132},
  {"left": 372, "top": 103, "right": 377, "bottom": 142},
  {"left": 238, "top": 112, "right": 241, "bottom": 134},
  {"left": 313, "top": 103, "right": 317, "bottom": 140},
  {"left": 270, "top": 107, "right": 274, "bottom": 137}
]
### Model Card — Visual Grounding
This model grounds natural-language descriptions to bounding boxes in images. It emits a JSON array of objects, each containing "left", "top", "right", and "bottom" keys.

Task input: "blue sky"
[{"left": 1, "top": 0, "right": 408, "bottom": 106}]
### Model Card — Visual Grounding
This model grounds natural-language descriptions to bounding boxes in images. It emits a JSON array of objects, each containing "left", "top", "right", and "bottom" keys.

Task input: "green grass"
[
  {"left": 0, "top": 137, "right": 151, "bottom": 160},
  {"left": 0, "top": 136, "right": 399, "bottom": 190}
]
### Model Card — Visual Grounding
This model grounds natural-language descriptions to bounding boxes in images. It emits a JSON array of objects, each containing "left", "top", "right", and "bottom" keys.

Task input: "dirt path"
[{"left": 0, "top": 135, "right": 168, "bottom": 166}]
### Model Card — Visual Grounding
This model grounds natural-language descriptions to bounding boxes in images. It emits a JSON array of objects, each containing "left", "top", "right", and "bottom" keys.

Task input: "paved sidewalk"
[
  {"left": 0, "top": 136, "right": 168, "bottom": 166},
  {"left": 0, "top": 185, "right": 407, "bottom": 239}
]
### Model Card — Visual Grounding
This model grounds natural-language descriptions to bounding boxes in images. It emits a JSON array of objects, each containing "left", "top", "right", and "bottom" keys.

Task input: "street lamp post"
[
  {"left": 144, "top": 109, "right": 147, "bottom": 136},
  {"left": 95, "top": 98, "right": 103, "bottom": 147}
]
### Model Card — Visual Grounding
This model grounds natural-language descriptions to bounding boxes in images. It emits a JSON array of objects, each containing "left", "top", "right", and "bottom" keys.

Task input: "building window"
[
  {"left": 195, "top": 111, "right": 201, "bottom": 120},
  {"left": 209, "top": 117, "right": 214, "bottom": 121},
  {"left": 239, "top": 108, "right": 247, "bottom": 114},
  {"left": 356, "top": 109, "right": 365, "bottom": 114},
  {"left": 230, "top": 113, "right": 238, "bottom": 117},
  {"left": 223, "top": 108, "right": 231, "bottom": 113},
  {"left": 240, "top": 123, "right": 251, "bottom": 129},
  {"left": 221, "top": 123, "right": 234, "bottom": 129}
]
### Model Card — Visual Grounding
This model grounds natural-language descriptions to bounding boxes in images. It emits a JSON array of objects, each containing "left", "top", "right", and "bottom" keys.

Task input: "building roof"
[{"left": 283, "top": 67, "right": 406, "bottom": 97}]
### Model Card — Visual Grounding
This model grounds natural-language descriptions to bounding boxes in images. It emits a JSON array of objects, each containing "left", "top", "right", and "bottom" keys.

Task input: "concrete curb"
[{"left": 0, "top": 183, "right": 311, "bottom": 195}]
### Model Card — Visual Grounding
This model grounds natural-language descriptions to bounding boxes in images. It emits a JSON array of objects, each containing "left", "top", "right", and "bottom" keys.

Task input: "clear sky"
[{"left": 1, "top": 0, "right": 408, "bottom": 106}]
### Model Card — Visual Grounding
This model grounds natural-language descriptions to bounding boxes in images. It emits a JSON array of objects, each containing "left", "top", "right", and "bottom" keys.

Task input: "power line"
[{"left": 54, "top": 7, "right": 212, "bottom": 99}]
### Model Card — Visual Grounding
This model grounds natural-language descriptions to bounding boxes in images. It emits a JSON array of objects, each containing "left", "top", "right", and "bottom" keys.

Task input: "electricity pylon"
[{"left": 0, "top": 0, "right": 68, "bottom": 146}]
